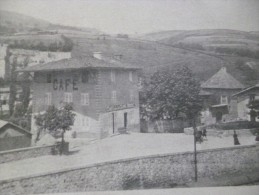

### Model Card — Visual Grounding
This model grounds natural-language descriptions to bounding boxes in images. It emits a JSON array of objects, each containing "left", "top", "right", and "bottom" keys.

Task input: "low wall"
[
  {"left": 184, "top": 127, "right": 253, "bottom": 136},
  {"left": 0, "top": 145, "right": 55, "bottom": 164},
  {"left": 0, "top": 145, "right": 258, "bottom": 195}
]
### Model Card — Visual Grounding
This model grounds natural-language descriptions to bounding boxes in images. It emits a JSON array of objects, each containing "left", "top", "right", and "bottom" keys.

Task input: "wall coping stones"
[
  {"left": 0, "top": 144, "right": 55, "bottom": 155},
  {"left": 0, "top": 144, "right": 257, "bottom": 184}
]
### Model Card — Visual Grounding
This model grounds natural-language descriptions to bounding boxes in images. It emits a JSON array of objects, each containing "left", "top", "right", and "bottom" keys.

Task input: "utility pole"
[{"left": 193, "top": 118, "right": 198, "bottom": 182}]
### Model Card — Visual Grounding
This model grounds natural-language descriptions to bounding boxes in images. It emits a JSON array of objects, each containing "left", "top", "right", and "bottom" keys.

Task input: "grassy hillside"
[
  {"left": 0, "top": 10, "right": 101, "bottom": 35},
  {"left": 71, "top": 36, "right": 226, "bottom": 81},
  {"left": 140, "top": 29, "right": 259, "bottom": 86},
  {"left": 0, "top": 10, "right": 51, "bottom": 34}
]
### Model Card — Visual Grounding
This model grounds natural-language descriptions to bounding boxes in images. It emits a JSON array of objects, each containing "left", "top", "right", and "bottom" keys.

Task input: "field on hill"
[
  {"left": 140, "top": 29, "right": 259, "bottom": 85},
  {"left": 71, "top": 36, "right": 225, "bottom": 81}
]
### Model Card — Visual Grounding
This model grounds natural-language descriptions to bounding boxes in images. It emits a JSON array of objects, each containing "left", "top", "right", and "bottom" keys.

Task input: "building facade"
[
  {"left": 23, "top": 56, "right": 141, "bottom": 142},
  {"left": 233, "top": 83, "right": 259, "bottom": 121},
  {"left": 200, "top": 67, "right": 244, "bottom": 124},
  {"left": 0, "top": 43, "right": 8, "bottom": 78}
]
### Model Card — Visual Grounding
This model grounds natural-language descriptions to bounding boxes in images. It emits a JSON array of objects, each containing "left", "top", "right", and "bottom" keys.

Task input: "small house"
[
  {"left": 0, "top": 120, "right": 32, "bottom": 151},
  {"left": 200, "top": 67, "right": 244, "bottom": 124}
]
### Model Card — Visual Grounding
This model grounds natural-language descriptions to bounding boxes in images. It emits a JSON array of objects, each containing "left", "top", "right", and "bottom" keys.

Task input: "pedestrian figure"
[
  {"left": 255, "top": 133, "right": 259, "bottom": 142},
  {"left": 196, "top": 130, "right": 203, "bottom": 143},
  {"left": 202, "top": 127, "right": 207, "bottom": 138},
  {"left": 233, "top": 130, "right": 240, "bottom": 145}
]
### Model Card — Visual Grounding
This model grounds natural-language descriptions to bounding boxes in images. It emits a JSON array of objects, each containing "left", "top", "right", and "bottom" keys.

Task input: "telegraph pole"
[{"left": 193, "top": 118, "right": 198, "bottom": 182}]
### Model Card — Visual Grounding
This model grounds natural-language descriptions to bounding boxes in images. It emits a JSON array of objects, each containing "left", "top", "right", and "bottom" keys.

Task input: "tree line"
[{"left": 8, "top": 35, "right": 73, "bottom": 52}]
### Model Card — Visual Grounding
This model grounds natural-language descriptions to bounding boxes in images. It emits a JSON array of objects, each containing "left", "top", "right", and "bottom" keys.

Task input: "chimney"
[
  {"left": 93, "top": 52, "right": 102, "bottom": 60},
  {"left": 221, "top": 67, "right": 227, "bottom": 72}
]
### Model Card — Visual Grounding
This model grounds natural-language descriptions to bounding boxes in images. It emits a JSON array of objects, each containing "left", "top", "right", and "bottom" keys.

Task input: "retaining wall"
[
  {"left": 0, "top": 145, "right": 258, "bottom": 195},
  {"left": 0, "top": 145, "right": 55, "bottom": 164}
]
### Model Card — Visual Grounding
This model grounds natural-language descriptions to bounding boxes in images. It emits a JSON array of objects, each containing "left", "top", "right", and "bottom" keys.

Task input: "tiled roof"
[
  {"left": 0, "top": 120, "right": 32, "bottom": 135},
  {"left": 19, "top": 56, "right": 140, "bottom": 72},
  {"left": 0, "top": 120, "right": 8, "bottom": 128},
  {"left": 201, "top": 67, "right": 244, "bottom": 89},
  {"left": 232, "top": 83, "right": 259, "bottom": 97}
]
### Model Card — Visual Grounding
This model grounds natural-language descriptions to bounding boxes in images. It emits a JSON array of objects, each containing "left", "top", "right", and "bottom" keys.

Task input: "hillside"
[
  {"left": 139, "top": 29, "right": 259, "bottom": 85},
  {"left": 71, "top": 36, "right": 227, "bottom": 81},
  {"left": 0, "top": 10, "right": 101, "bottom": 35},
  {"left": 0, "top": 10, "right": 258, "bottom": 86},
  {"left": 0, "top": 10, "right": 51, "bottom": 34}
]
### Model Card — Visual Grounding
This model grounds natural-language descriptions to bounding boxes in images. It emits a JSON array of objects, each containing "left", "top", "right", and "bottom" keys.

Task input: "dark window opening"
[
  {"left": 124, "top": 112, "right": 128, "bottom": 128},
  {"left": 82, "top": 71, "right": 89, "bottom": 83},
  {"left": 249, "top": 94, "right": 255, "bottom": 103},
  {"left": 47, "top": 73, "right": 52, "bottom": 83}
]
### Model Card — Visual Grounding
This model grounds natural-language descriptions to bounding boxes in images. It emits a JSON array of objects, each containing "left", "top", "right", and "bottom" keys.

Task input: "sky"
[{"left": 1, "top": 0, "right": 259, "bottom": 34}]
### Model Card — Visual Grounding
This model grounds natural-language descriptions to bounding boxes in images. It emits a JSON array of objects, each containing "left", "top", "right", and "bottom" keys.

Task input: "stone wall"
[
  {"left": 0, "top": 145, "right": 55, "bottom": 164},
  {"left": 0, "top": 145, "right": 258, "bottom": 195}
]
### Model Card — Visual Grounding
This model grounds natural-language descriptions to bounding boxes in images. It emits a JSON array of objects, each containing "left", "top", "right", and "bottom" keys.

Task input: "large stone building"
[
  {"left": 22, "top": 55, "right": 141, "bottom": 142},
  {"left": 200, "top": 67, "right": 244, "bottom": 124}
]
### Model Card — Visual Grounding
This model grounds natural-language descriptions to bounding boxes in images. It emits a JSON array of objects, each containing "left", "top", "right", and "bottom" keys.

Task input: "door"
[
  {"left": 124, "top": 112, "right": 127, "bottom": 128},
  {"left": 216, "top": 112, "right": 222, "bottom": 123},
  {"left": 112, "top": 113, "right": 115, "bottom": 134}
]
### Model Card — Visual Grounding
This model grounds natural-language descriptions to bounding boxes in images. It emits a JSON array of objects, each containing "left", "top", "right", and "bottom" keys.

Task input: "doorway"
[
  {"left": 216, "top": 112, "right": 223, "bottom": 123},
  {"left": 112, "top": 113, "right": 115, "bottom": 134},
  {"left": 124, "top": 112, "right": 127, "bottom": 128}
]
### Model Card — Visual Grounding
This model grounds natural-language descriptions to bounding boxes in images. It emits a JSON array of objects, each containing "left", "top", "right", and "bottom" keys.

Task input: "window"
[
  {"left": 82, "top": 71, "right": 89, "bottom": 83},
  {"left": 64, "top": 93, "right": 73, "bottom": 103},
  {"left": 81, "top": 116, "right": 89, "bottom": 126},
  {"left": 130, "top": 90, "right": 134, "bottom": 102},
  {"left": 81, "top": 93, "right": 89, "bottom": 106},
  {"left": 129, "top": 71, "right": 133, "bottom": 82},
  {"left": 47, "top": 73, "right": 52, "bottom": 83},
  {"left": 45, "top": 93, "right": 52, "bottom": 105},
  {"left": 112, "top": 91, "right": 117, "bottom": 103},
  {"left": 111, "top": 70, "right": 116, "bottom": 82},
  {"left": 221, "top": 95, "right": 228, "bottom": 104},
  {"left": 249, "top": 94, "right": 255, "bottom": 103}
]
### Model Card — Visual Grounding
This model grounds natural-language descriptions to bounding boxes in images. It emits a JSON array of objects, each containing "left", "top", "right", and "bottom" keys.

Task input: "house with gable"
[
  {"left": 200, "top": 67, "right": 244, "bottom": 124},
  {"left": 20, "top": 53, "right": 141, "bottom": 142},
  {"left": 0, "top": 120, "right": 32, "bottom": 151}
]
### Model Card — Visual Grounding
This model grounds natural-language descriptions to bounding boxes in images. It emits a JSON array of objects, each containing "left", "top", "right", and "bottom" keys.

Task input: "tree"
[
  {"left": 9, "top": 103, "right": 32, "bottom": 130},
  {"left": 34, "top": 104, "right": 75, "bottom": 154},
  {"left": 141, "top": 66, "right": 202, "bottom": 181},
  {"left": 141, "top": 66, "right": 202, "bottom": 122},
  {"left": 20, "top": 57, "right": 31, "bottom": 110},
  {"left": 8, "top": 56, "right": 18, "bottom": 116}
]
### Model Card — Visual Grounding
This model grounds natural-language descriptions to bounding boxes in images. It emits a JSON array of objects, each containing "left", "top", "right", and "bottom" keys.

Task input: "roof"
[
  {"left": 0, "top": 120, "right": 32, "bottom": 135},
  {"left": 0, "top": 120, "right": 8, "bottom": 128},
  {"left": 199, "top": 90, "right": 212, "bottom": 96},
  {"left": 18, "top": 56, "right": 141, "bottom": 72},
  {"left": 201, "top": 67, "right": 244, "bottom": 89},
  {"left": 233, "top": 83, "right": 259, "bottom": 97}
]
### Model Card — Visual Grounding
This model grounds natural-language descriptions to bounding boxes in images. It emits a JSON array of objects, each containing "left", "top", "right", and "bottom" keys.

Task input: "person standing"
[{"left": 233, "top": 130, "right": 240, "bottom": 145}]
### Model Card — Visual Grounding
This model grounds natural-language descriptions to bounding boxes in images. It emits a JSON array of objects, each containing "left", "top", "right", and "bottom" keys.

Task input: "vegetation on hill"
[
  {"left": 7, "top": 35, "right": 73, "bottom": 52},
  {"left": 140, "top": 29, "right": 259, "bottom": 86}
]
